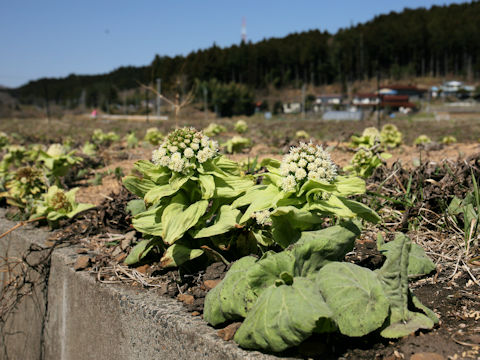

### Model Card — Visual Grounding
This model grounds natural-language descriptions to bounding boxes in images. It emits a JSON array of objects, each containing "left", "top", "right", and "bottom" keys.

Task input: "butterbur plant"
[
  {"left": 0, "top": 166, "right": 46, "bottom": 212},
  {"left": 204, "top": 230, "right": 437, "bottom": 352},
  {"left": 415, "top": 134, "right": 432, "bottom": 146},
  {"left": 234, "top": 120, "right": 248, "bottom": 134},
  {"left": 345, "top": 148, "right": 392, "bottom": 178},
  {"left": 349, "top": 127, "right": 380, "bottom": 149},
  {"left": 33, "top": 185, "right": 95, "bottom": 226},
  {"left": 204, "top": 123, "right": 227, "bottom": 137},
  {"left": 380, "top": 124, "right": 402, "bottom": 149},
  {"left": 223, "top": 136, "right": 252, "bottom": 154},
  {"left": 0, "top": 132, "right": 9, "bottom": 149},
  {"left": 37, "top": 143, "right": 82, "bottom": 184},
  {"left": 123, "top": 127, "right": 255, "bottom": 267},
  {"left": 92, "top": 129, "right": 119, "bottom": 146},
  {"left": 232, "top": 142, "right": 380, "bottom": 248},
  {"left": 143, "top": 127, "right": 163, "bottom": 146},
  {"left": 441, "top": 135, "right": 457, "bottom": 145},
  {"left": 125, "top": 132, "right": 139, "bottom": 149}
]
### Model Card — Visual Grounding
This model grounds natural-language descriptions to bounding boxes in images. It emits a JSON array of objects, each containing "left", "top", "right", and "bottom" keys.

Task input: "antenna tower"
[{"left": 241, "top": 17, "right": 247, "bottom": 43}]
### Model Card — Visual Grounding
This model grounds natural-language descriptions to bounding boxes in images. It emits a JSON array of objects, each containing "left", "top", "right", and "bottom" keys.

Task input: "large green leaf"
[
  {"left": 376, "top": 233, "right": 437, "bottom": 338},
  {"left": 193, "top": 205, "right": 241, "bottom": 238},
  {"left": 161, "top": 195, "right": 209, "bottom": 244},
  {"left": 316, "top": 262, "right": 389, "bottom": 337},
  {"left": 234, "top": 277, "right": 333, "bottom": 352},
  {"left": 134, "top": 160, "right": 170, "bottom": 184},
  {"left": 331, "top": 176, "right": 366, "bottom": 196},
  {"left": 292, "top": 222, "right": 360, "bottom": 278},
  {"left": 125, "top": 238, "right": 161, "bottom": 265},
  {"left": 237, "top": 184, "right": 280, "bottom": 223},
  {"left": 126, "top": 199, "right": 146, "bottom": 216},
  {"left": 123, "top": 176, "right": 156, "bottom": 198},
  {"left": 214, "top": 176, "right": 255, "bottom": 198},
  {"left": 160, "top": 242, "right": 204, "bottom": 268},
  {"left": 337, "top": 197, "right": 381, "bottom": 223},
  {"left": 198, "top": 174, "right": 215, "bottom": 199},
  {"left": 203, "top": 256, "right": 258, "bottom": 326},
  {"left": 247, "top": 251, "right": 295, "bottom": 297},
  {"left": 132, "top": 206, "right": 163, "bottom": 236},
  {"left": 307, "top": 195, "right": 357, "bottom": 218}
]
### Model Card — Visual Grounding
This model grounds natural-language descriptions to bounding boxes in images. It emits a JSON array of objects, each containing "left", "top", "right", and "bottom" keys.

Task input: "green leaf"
[
  {"left": 161, "top": 195, "right": 209, "bottom": 244},
  {"left": 214, "top": 176, "right": 254, "bottom": 198},
  {"left": 125, "top": 238, "right": 160, "bottom": 265},
  {"left": 160, "top": 242, "right": 204, "bottom": 268},
  {"left": 237, "top": 184, "right": 280, "bottom": 223},
  {"left": 132, "top": 206, "right": 163, "bottom": 236},
  {"left": 134, "top": 160, "right": 170, "bottom": 184},
  {"left": 123, "top": 176, "right": 156, "bottom": 198},
  {"left": 316, "top": 262, "right": 389, "bottom": 337},
  {"left": 193, "top": 205, "right": 241, "bottom": 238},
  {"left": 377, "top": 233, "right": 437, "bottom": 338},
  {"left": 203, "top": 256, "right": 258, "bottom": 326},
  {"left": 198, "top": 174, "right": 215, "bottom": 199},
  {"left": 292, "top": 222, "right": 360, "bottom": 278},
  {"left": 144, "top": 183, "right": 182, "bottom": 204},
  {"left": 337, "top": 197, "right": 381, "bottom": 223},
  {"left": 126, "top": 199, "right": 146, "bottom": 216},
  {"left": 247, "top": 251, "right": 295, "bottom": 297},
  {"left": 234, "top": 277, "right": 333, "bottom": 352},
  {"left": 331, "top": 176, "right": 366, "bottom": 196}
]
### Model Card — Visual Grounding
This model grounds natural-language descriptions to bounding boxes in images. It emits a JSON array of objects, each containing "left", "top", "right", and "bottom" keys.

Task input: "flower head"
[
  {"left": 280, "top": 142, "right": 337, "bottom": 192},
  {"left": 151, "top": 127, "right": 218, "bottom": 173},
  {"left": 252, "top": 209, "right": 272, "bottom": 226},
  {"left": 46, "top": 143, "right": 66, "bottom": 157}
]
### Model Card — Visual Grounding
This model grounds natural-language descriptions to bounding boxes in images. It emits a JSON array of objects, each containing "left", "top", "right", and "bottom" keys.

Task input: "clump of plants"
[
  {"left": 81, "top": 141, "right": 97, "bottom": 156},
  {"left": 346, "top": 127, "right": 391, "bottom": 178},
  {"left": 231, "top": 142, "right": 379, "bottom": 248},
  {"left": 92, "top": 129, "right": 119, "bottom": 146},
  {"left": 441, "top": 135, "right": 457, "bottom": 145},
  {"left": 143, "top": 127, "right": 164, "bottom": 146},
  {"left": 204, "top": 231, "right": 437, "bottom": 352},
  {"left": 234, "top": 120, "right": 248, "bottom": 134},
  {"left": 123, "top": 127, "right": 255, "bottom": 267},
  {"left": 380, "top": 124, "right": 402, "bottom": 149},
  {"left": 0, "top": 132, "right": 9, "bottom": 149},
  {"left": 33, "top": 185, "right": 94, "bottom": 227},
  {"left": 414, "top": 134, "right": 432, "bottom": 146},
  {"left": 125, "top": 132, "right": 138, "bottom": 149},
  {"left": 295, "top": 130, "right": 310, "bottom": 140},
  {"left": 204, "top": 123, "right": 227, "bottom": 137},
  {"left": 37, "top": 143, "right": 83, "bottom": 184},
  {"left": 223, "top": 136, "right": 252, "bottom": 154}
]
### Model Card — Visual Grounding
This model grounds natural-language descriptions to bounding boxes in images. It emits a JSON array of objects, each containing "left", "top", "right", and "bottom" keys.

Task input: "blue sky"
[{"left": 0, "top": 0, "right": 469, "bottom": 88}]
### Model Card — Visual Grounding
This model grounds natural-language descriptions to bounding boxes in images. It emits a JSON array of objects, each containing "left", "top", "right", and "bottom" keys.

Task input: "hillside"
[{"left": 8, "top": 1, "right": 480, "bottom": 113}]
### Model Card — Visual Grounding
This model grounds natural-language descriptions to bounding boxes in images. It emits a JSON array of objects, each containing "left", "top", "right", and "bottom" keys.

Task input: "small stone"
[
  {"left": 121, "top": 231, "right": 136, "bottom": 250},
  {"left": 111, "top": 247, "right": 122, "bottom": 257},
  {"left": 135, "top": 264, "right": 149, "bottom": 274},
  {"left": 191, "top": 311, "right": 200, "bottom": 316},
  {"left": 204, "top": 279, "right": 221, "bottom": 290},
  {"left": 217, "top": 322, "right": 242, "bottom": 341},
  {"left": 410, "top": 353, "right": 445, "bottom": 360},
  {"left": 177, "top": 294, "right": 194, "bottom": 305},
  {"left": 74, "top": 256, "right": 91, "bottom": 271},
  {"left": 76, "top": 248, "right": 89, "bottom": 254},
  {"left": 115, "top": 253, "right": 127, "bottom": 263}
]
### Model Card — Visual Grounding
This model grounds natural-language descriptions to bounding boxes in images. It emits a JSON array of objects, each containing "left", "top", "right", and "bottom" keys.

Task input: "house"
[
  {"left": 379, "top": 85, "right": 427, "bottom": 100},
  {"left": 352, "top": 93, "right": 379, "bottom": 107},
  {"left": 282, "top": 102, "right": 301, "bottom": 114},
  {"left": 313, "top": 94, "right": 344, "bottom": 112},
  {"left": 380, "top": 95, "right": 416, "bottom": 111},
  {"left": 439, "top": 81, "right": 475, "bottom": 98}
]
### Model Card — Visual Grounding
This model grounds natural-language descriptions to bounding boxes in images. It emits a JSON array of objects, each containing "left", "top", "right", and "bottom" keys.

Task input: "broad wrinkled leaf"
[
  {"left": 193, "top": 205, "right": 241, "bottom": 238},
  {"left": 234, "top": 277, "right": 333, "bottom": 352},
  {"left": 203, "top": 256, "right": 258, "bottom": 326},
  {"left": 376, "top": 233, "right": 437, "bottom": 338},
  {"left": 331, "top": 176, "right": 366, "bottom": 196},
  {"left": 134, "top": 160, "right": 170, "bottom": 184},
  {"left": 160, "top": 242, "right": 204, "bottom": 268},
  {"left": 161, "top": 195, "right": 209, "bottom": 244},
  {"left": 317, "top": 262, "right": 389, "bottom": 337},
  {"left": 123, "top": 176, "right": 156, "bottom": 198},
  {"left": 214, "top": 176, "right": 255, "bottom": 198},
  {"left": 292, "top": 222, "right": 360, "bottom": 278},
  {"left": 307, "top": 195, "right": 356, "bottom": 218},
  {"left": 132, "top": 206, "right": 163, "bottom": 236},
  {"left": 247, "top": 251, "right": 295, "bottom": 297}
]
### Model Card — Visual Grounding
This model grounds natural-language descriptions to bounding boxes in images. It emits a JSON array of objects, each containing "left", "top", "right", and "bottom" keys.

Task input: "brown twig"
[{"left": 0, "top": 217, "right": 46, "bottom": 240}]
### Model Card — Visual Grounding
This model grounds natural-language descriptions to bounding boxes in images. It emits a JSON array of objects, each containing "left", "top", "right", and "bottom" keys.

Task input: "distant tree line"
[{"left": 9, "top": 1, "right": 480, "bottom": 115}]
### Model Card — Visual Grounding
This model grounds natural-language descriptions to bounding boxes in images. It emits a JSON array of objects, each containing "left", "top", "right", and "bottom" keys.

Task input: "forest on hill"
[{"left": 7, "top": 1, "right": 480, "bottom": 114}]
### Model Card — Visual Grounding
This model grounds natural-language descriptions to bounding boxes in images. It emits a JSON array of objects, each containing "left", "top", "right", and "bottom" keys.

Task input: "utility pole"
[
  {"left": 156, "top": 78, "right": 161, "bottom": 117},
  {"left": 301, "top": 83, "right": 306, "bottom": 119},
  {"left": 376, "top": 70, "right": 381, "bottom": 128},
  {"left": 203, "top": 86, "right": 208, "bottom": 120},
  {"left": 145, "top": 87, "right": 149, "bottom": 122},
  {"left": 42, "top": 80, "right": 51, "bottom": 124}
]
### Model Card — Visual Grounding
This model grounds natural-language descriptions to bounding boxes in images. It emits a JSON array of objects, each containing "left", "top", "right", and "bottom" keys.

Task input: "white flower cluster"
[
  {"left": 151, "top": 127, "right": 218, "bottom": 173},
  {"left": 279, "top": 142, "right": 337, "bottom": 192},
  {"left": 46, "top": 143, "right": 66, "bottom": 157},
  {"left": 252, "top": 209, "right": 272, "bottom": 226}
]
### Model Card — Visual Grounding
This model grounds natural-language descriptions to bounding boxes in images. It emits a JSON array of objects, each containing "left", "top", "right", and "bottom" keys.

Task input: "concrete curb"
[{"left": 0, "top": 211, "right": 282, "bottom": 360}]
